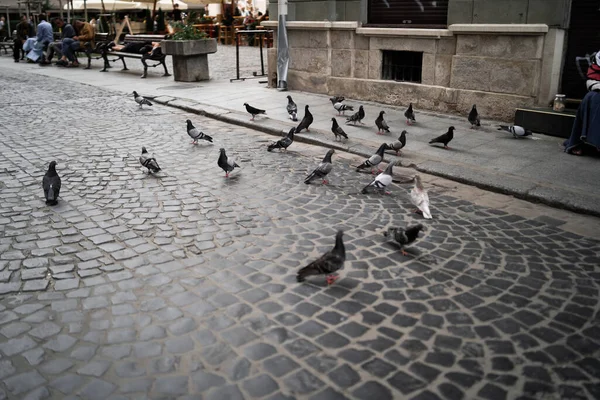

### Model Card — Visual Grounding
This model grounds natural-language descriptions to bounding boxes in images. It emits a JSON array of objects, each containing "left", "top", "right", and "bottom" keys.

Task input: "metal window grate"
[{"left": 381, "top": 50, "right": 423, "bottom": 83}]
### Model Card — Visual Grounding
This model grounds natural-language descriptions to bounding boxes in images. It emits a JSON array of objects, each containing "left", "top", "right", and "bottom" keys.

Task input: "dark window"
[
  {"left": 368, "top": 0, "right": 449, "bottom": 28},
  {"left": 381, "top": 50, "right": 423, "bottom": 83}
]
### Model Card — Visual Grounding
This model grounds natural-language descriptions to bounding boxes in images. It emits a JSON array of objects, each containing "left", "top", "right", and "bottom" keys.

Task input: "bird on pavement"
[
  {"left": 498, "top": 125, "right": 533, "bottom": 138},
  {"left": 268, "top": 128, "right": 295, "bottom": 152},
  {"left": 429, "top": 126, "right": 455, "bottom": 149},
  {"left": 332, "top": 101, "right": 354, "bottom": 116},
  {"left": 218, "top": 148, "right": 240, "bottom": 178},
  {"left": 286, "top": 95, "right": 298, "bottom": 122},
  {"left": 42, "top": 161, "right": 61, "bottom": 206},
  {"left": 139, "top": 147, "right": 161, "bottom": 174},
  {"left": 388, "top": 130, "right": 408, "bottom": 155},
  {"left": 468, "top": 105, "right": 481, "bottom": 128},
  {"left": 305, "top": 149, "right": 334, "bottom": 185},
  {"left": 361, "top": 161, "right": 394, "bottom": 194},
  {"left": 410, "top": 175, "right": 432, "bottom": 219},
  {"left": 356, "top": 143, "right": 389, "bottom": 174},
  {"left": 375, "top": 111, "right": 390, "bottom": 134},
  {"left": 297, "top": 230, "right": 346, "bottom": 285},
  {"left": 346, "top": 105, "right": 365, "bottom": 125},
  {"left": 330, "top": 96, "right": 345, "bottom": 104},
  {"left": 244, "top": 103, "right": 266, "bottom": 121},
  {"left": 404, "top": 103, "right": 416, "bottom": 125},
  {"left": 296, "top": 105, "right": 314, "bottom": 133},
  {"left": 133, "top": 91, "right": 152, "bottom": 109},
  {"left": 331, "top": 118, "right": 348, "bottom": 142},
  {"left": 186, "top": 119, "right": 213, "bottom": 144},
  {"left": 384, "top": 224, "right": 425, "bottom": 256}
]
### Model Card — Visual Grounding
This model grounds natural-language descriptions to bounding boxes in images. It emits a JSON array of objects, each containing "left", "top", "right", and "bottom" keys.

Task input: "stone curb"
[{"left": 151, "top": 96, "right": 600, "bottom": 218}]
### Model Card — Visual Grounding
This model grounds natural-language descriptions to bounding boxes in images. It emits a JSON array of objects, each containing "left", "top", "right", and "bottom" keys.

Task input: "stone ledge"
[
  {"left": 356, "top": 28, "right": 453, "bottom": 38},
  {"left": 262, "top": 21, "right": 359, "bottom": 30},
  {"left": 449, "top": 24, "right": 549, "bottom": 35}
]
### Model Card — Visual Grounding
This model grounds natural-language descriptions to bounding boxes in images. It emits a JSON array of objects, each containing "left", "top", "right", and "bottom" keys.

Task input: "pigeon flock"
[{"left": 40, "top": 91, "right": 534, "bottom": 288}]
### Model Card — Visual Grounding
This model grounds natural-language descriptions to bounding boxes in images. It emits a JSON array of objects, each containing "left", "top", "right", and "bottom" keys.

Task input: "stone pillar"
[
  {"left": 537, "top": 28, "right": 566, "bottom": 106},
  {"left": 161, "top": 39, "right": 218, "bottom": 82}
]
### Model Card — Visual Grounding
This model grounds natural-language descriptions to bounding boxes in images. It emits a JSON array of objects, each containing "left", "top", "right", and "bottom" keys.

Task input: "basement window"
[{"left": 381, "top": 51, "right": 423, "bottom": 83}]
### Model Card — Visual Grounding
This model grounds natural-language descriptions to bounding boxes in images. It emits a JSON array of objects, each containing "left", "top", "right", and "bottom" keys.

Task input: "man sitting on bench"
[
  {"left": 58, "top": 19, "right": 94, "bottom": 67},
  {"left": 13, "top": 14, "right": 34, "bottom": 63},
  {"left": 24, "top": 13, "right": 53, "bottom": 63},
  {"left": 41, "top": 17, "right": 75, "bottom": 65}
]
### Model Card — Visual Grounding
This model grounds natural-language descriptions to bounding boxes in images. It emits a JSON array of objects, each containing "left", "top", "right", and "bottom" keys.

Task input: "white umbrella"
[{"left": 64, "top": 0, "right": 143, "bottom": 10}]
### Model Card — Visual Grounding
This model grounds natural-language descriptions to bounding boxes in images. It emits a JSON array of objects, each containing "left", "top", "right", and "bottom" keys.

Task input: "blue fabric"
[
  {"left": 36, "top": 20, "right": 53, "bottom": 44},
  {"left": 564, "top": 90, "right": 600, "bottom": 153},
  {"left": 24, "top": 37, "right": 45, "bottom": 61},
  {"left": 62, "top": 24, "right": 75, "bottom": 39},
  {"left": 62, "top": 37, "right": 80, "bottom": 62}
]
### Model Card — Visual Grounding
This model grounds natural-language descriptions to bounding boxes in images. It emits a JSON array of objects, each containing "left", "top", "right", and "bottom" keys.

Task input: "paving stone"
[
  {"left": 192, "top": 371, "right": 226, "bottom": 392},
  {"left": 328, "top": 364, "right": 360, "bottom": 388},
  {"left": 77, "top": 360, "right": 111, "bottom": 377},
  {"left": 22, "top": 348, "right": 45, "bottom": 366},
  {"left": 243, "top": 374, "right": 279, "bottom": 397},
  {"left": 353, "top": 381, "right": 393, "bottom": 400},
  {"left": 154, "top": 376, "right": 189, "bottom": 395},
  {"left": 29, "top": 322, "right": 61, "bottom": 339},
  {"left": 0, "top": 336, "right": 37, "bottom": 356},
  {"left": 263, "top": 355, "right": 301, "bottom": 377},
  {"left": 3, "top": 370, "right": 46, "bottom": 395},
  {"left": 283, "top": 369, "right": 324, "bottom": 394},
  {"left": 244, "top": 343, "right": 277, "bottom": 361},
  {"left": 43, "top": 335, "right": 77, "bottom": 352},
  {"left": 78, "top": 378, "right": 116, "bottom": 400},
  {"left": 166, "top": 335, "right": 195, "bottom": 353},
  {"left": 49, "top": 374, "right": 85, "bottom": 395},
  {"left": 0, "top": 322, "right": 31, "bottom": 338}
]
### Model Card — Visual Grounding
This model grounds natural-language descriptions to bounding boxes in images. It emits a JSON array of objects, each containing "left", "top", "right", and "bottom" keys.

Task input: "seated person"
[
  {"left": 107, "top": 41, "right": 161, "bottom": 57},
  {"left": 564, "top": 51, "right": 600, "bottom": 156},
  {"left": 57, "top": 19, "right": 94, "bottom": 67},
  {"left": 24, "top": 13, "right": 53, "bottom": 62},
  {"left": 41, "top": 17, "right": 75, "bottom": 65},
  {"left": 13, "top": 14, "right": 34, "bottom": 63}
]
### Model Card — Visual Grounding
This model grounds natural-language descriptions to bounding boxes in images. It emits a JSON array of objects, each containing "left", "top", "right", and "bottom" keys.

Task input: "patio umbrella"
[{"left": 64, "top": 0, "right": 142, "bottom": 10}]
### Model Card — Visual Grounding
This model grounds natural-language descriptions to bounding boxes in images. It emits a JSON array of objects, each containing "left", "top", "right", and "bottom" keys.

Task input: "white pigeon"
[
  {"left": 361, "top": 162, "right": 394, "bottom": 194},
  {"left": 498, "top": 125, "right": 533, "bottom": 138},
  {"left": 410, "top": 175, "right": 432, "bottom": 219},
  {"left": 133, "top": 91, "right": 152, "bottom": 109},
  {"left": 333, "top": 102, "right": 354, "bottom": 115}
]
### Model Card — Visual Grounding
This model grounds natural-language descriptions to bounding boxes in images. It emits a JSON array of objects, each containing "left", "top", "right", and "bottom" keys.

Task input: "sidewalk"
[{"left": 2, "top": 49, "right": 600, "bottom": 216}]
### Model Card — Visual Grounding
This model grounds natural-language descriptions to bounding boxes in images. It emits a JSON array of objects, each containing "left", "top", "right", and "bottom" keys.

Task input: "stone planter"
[{"left": 161, "top": 39, "right": 218, "bottom": 82}]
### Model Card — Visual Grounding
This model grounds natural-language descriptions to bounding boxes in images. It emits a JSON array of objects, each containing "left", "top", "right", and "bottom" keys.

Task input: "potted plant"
[{"left": 161, "top": 22, "right": 218, "bottom": 82}]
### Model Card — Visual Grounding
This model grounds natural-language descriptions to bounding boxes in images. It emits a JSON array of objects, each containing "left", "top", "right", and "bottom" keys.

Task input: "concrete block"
[
  {"left": 421, "top": 53, "right": 436, "bottom": 85},
  {"left": 267, "top": 48, "right": 278, "bottom": 88},
  {"left": 473, "top": 0, "right": 528, "bottom": 24},
  {"left": 456, "top": 35, "right": 480, "bottom": 55},
  {"left": 288, "top": 70, "right": 328, "bottom": 93},
  {"left": 331, "top": 30, "right": 352, "bottom": 49},
  {"left": 370, "top": 37, "right": 437, "bottom": 53},
  {"left": 354, "top": 50, "right": 369, "bottom": 79},
  {"left": 355, "top": 34, "right": 370, "bottom": 50},
  {"left": 331, "top": 50, "right": 352, "bottom": 77},
  {"left": 368, "top": 50, "right": 382, "bottom": 80},
  {"left": 171, "top": 55, "right": 210, "bottom": 82},
  {"left": 434, "top": 54, "right": 453, "bottom": 87},
  {"left": 450, "top": 55, "right": 491, "bottom": 91},
  {"left": 489, "top": 59, "right": 540, "bottom": 96},
  {"left": 437, "top": 38, "right": 457, "bottom": 55},
  {"left": 454, "top": 89, "right": 535, "bottom": 121},
  {"left": 289, "top": 48, "right": 329, "bottom": 74}
]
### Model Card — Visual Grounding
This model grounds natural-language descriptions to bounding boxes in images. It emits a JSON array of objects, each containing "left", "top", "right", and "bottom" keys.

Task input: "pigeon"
[
  {"left": 286, "top": 95, "right": 298, "bottom": 121},
  {"left": 332, "top": 101, "right": 354, "bottom": 115},
  {"left": 330, "top": 96, "right": 345, "bottom": 104},
  {"left": 346, "top": 105, "right": 365, "bottom": 125},
  {"left": 218, "top": 148, "right": 240, "bottom": 178},
  {"left": 296, "top": 105, "right": 314, "bottom": 133},
  {"left": 375, "top": 111, "right": 390, "bottom": 134},
  {"left": 388, "top": 130, "right": 408, "bottom": 155},
  {"left": 468, "top": 105, "right": 481, "bottom": 128},
  {"left": 296, "top": 230, "right": 345, "bottom": 285},
  {"left": 410, "top": 175, "right": 432, "bottom": 219},
  {"left": 304, "top": 149, "right": 334, "bottom": 185},
  {"left": 268, "top": 128, "right": 295, "bottom": 152},
  {"left": 244, "top": 103, "right": 266, "bottom": 121},
  {"left": 139, "top": 146, "right": 161, "bottom": 174},
  {"left": 429, "top": 126, "right": 455, "bottom": 149},
  {"left": 186, "top": 119, "right": 213, "bottom": 144},
  {"left": 384, "top": 224, "right": 425, "bottom": 256},
  {"left": 498, "top": 125, "right": 533, "bottom": 138},
  {"left": 331, "top": 118, "right": 348, "bottom": 141},
  {"left": 356, "top": 143, "right": 389, "bottom": 174},
  {"left": 404, "top": 103, "right": 416, "bottom": 125},
  {"left": 361, "top": 161, "right": 394, "bottom": 194},
  {"left": 133, "top": 91, "right": 152, "bottom": 109},
  {"left": 42, "top": 161, "right": 61, "bottom": 206}
]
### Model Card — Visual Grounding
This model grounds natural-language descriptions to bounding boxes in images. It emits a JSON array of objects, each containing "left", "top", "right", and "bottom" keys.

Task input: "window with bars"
[{"left": 381, "top": 50, "right": 423, "bottom": 83}]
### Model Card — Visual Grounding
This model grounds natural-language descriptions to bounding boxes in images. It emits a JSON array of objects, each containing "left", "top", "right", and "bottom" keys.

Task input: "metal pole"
[
  {"left": 84, "top": 0, "right": 87, "bottom": 22},
  {"left": 6, "top": 7, "right": 11, "bottom": 35},
  {"left": 235, "top": 31, "right": 239, "bottom": 79},
  {"left": 259, "top": 32, "right": 264, "bottom": 75}
]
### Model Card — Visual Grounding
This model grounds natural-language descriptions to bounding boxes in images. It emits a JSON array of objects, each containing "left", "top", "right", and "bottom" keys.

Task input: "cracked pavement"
[{"left": 0, "top": 68, "right": 600, "bottom": 400}]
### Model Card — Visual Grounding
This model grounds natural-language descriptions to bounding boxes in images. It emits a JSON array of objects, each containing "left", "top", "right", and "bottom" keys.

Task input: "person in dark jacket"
[
  {"left": 41, "top": 17, "right": 76, "bottom": 65},
  {"left": 13, "top": 15, "right": 34, "bottom": 62}
]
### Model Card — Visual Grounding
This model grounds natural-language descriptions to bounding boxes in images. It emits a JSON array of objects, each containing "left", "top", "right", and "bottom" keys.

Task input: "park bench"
[
  {"left": 0, "top": 36, "right": 13, "bottom": 54},
  {"left": 73, "top": 33, "right": 113, "bottom": 69},
  {"left": 102, "top": 34, "right": 171, "bottom": 78}
]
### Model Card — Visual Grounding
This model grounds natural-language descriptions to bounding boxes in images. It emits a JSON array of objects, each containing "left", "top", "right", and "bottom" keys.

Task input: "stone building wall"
[{"left": 264, "top": 22, "right": 564, "bottom": 121}]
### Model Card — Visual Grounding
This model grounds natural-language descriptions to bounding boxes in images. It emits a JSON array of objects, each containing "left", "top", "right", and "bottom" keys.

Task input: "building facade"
[{"left": 264, "top": 0, "right": 600, "bottom": 121}]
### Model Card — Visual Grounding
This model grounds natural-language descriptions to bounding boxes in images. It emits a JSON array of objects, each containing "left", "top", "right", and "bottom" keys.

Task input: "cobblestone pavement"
[{"left": 1, "top": 68, "right": 600, "bottom": 400}]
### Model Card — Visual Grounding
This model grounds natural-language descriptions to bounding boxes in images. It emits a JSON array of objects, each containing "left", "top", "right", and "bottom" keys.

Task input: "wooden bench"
[
  {"left": 102, "top": 34, "right": 170, "bottom": 78},
  {"left": 73, "top": 33, "right": 113, "bottom": 69}
]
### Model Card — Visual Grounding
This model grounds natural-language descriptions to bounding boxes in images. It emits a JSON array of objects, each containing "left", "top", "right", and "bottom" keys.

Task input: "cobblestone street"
[{"left": 1, "top": 69, "right": 600, "bottom": 400}]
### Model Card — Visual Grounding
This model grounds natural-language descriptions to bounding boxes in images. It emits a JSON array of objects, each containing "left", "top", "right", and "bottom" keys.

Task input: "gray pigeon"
[
  {"left": 384, "top": 224, "right": 425, "bottom": 256},
  {"left": 429, "top": 126, "right": 455, "bottom": 149},
  {"left": 296, "top": 105, "right": 314, "bottom": 133},
  {"left": 305, "top": 149, "right": 334, "bottom": 185},
  {"left": 244, "top": 103, "right": 266, "bottom": 120},
  {"left": 186, "top": 119, "right": 213, "bottom": 144},
  {"left": 332, "top": 101, "right": 354, "bottom": 115},
  {"left": 268, "top": 128, "right": 295, "bottom": 152},
  {"left": 296, "top": 230, "right": 345, "bottom": 285},
  {"left": 388, "top": 130, "right": 408, "bottom": 155},
  {"left": 361, "top": 162, "right": 394, "bottom": 194},
  {"left": 346, "top": 105, "right": 365, "bottom": 125},
  {"left": 404, "top": 103, "right": 416, "bottom": 125},
  {"left": 133, "top": 91, "right": 152, "bottom": 109},
  {"left": 331, "top": 118, "right": 348, "bottom": 141},
  {"left": 375, "top": 111, "right": 390, "bottom": 134},
  {"left": 42, "top": 161, "right": 61, "bottom": 206},
  {"left": 468, "top": 105, "right": 481, "bottom": 128},
  {"left": 286, "top": 95, "right": 298, "bottom": 121},
  {"left": 498, "top": 125, "right": 532, "bottom": 138},
  {"left": 218, "top": 148, "right": 240, "bottom": 177},
  {"left": 139, "top": 147, "right": 161, "bottom": 173},
  {"left": 330, "top": 96, "right": 345, "bottom": 104},
  {"left": 356, "top": 143, "right": 389, "bottom": 174}
]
